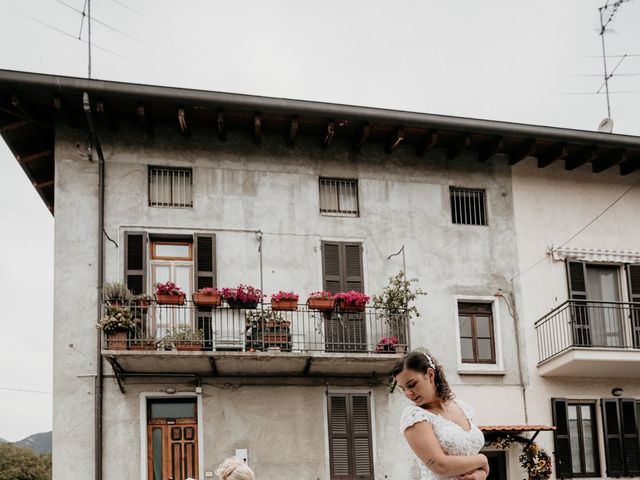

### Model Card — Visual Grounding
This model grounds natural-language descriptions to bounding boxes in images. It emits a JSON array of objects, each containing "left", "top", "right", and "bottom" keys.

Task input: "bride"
[{"left": 392, "top": 350, "right": 489, "bottom": 480}]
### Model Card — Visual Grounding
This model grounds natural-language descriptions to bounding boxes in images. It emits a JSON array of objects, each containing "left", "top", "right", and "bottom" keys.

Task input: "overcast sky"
[{"left": 1, "top": 0, "right": 639, "bottom": 442}]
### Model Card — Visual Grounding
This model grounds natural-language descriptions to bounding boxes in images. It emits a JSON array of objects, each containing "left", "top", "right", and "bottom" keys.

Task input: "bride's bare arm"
[{"left": 404, "top": 421, "right": 489, "bottom": 477}]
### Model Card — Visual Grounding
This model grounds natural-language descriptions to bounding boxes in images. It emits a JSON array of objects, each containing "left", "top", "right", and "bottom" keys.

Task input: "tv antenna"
[{"left": 597, "top": 0, "right": 634, "bottom": 130}]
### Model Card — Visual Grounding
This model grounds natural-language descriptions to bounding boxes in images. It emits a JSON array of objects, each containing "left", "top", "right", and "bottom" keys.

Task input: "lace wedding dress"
[{"left": 400, "top": 398, "right": 485, "bottom": 480}]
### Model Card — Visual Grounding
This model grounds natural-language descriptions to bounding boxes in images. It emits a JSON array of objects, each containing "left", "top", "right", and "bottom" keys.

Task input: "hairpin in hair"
[{"left": 423, "top": 352, "right": 435, "bottom": 370}]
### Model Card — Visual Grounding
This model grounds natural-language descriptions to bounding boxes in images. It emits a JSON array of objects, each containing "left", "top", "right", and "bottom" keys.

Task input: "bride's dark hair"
[{"left": 391, "top": 349, "right": 453, "bottom": 401}]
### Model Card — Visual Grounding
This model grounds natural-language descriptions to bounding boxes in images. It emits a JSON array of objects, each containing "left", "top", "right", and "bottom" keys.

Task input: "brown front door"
[{"left": 147, "top": 399, "right": 198, "bottom": 480}]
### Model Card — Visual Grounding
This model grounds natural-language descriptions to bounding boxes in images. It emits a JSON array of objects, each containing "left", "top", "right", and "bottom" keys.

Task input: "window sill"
[{"left": 457, "top": 368, "right": 506, "bottom": 376}]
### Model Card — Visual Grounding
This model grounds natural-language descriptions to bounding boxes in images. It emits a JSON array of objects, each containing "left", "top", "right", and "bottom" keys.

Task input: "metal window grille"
[
  {"left": 450, "top": 187, "right": 487, "bottom": 226},
  {"left": 319, "top": 178, "right": 359, "bottom": 216},
  {"left": 149, "top": 167, "right": 193, "bottom": 208}
]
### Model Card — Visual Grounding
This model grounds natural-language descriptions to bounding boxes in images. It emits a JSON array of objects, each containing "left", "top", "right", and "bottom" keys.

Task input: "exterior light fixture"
[{"left": 612, "top": 387, "right": 624, "bottom": 397}]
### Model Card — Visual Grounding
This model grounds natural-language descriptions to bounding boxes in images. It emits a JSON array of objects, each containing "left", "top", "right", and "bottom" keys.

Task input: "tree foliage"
[{"left": 0, "top": 443, "right": 51, "bottom": 480}]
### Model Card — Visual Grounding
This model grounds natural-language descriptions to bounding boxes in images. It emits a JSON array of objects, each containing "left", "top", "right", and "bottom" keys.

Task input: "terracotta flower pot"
[
  {"left": 271, "top": 298, "right": 298, "bottom": 311},
  {"left": 338, "top": 302, "right": 365, "bottom": 312},
  {"left": 192, "top": 292, "right": 222, "bottom": 307},
  {"left": 156, "top": 293, "right": 185, "bottom": 305},
  {"left": 307, "top": 297, "right": 334, "bottom": 311},
  {"left": 175, "top": 342, "right": 203, "bottom": 352},
  {"left": 129, "top": 339, "right": 155, "bottom": 351},
  {"left": 107, "top": 331, "right": 128, "bottom": 350}
]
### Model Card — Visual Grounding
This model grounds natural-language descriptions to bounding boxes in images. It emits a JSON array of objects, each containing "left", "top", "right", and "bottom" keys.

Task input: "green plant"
[
  {"left": 103, "top": 282, "right": 134, "bottom": 303},
  {"left": 245, "top": 310, "right": 289, "bottom": 329},
  {"left": 96, "top": 306, "right": 136, "bottom": 334},
  {"left": 373, "top": 271, "right": 425, "bottom": 317},
  {"left": 163, "top": 327, "right": 204, "bottom": 343}
]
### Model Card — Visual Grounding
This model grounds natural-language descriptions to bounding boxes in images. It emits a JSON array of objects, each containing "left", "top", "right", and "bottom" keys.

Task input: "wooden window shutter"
[
  {"left": 328, "top": 394, "right": 351, "bottom": 479},
  {"left": 194, "top": 234, "right": 216, "bottom": 290},
  {"left": 621, "top": 399, "right": 640, "bottom": 476},
  {"left": 602, "top": 398, "right": 625, "bottom": 477},
  {"left": 551, "top": 398, "right": 573, "bottom": 477},
  {"left": 125, "top": 231, "right": 147, "bottom": 295},
  {"left": 344, "top": 243, "right": 364, "bottom": 293},
  {"left": 351, "top": 394, "right": 374, "bottom": 479},
  {"left": 566, "top": 260, "right": 588, "bottom": 300},
  {"left": 322, "top": 242, "right": 344, "bottom": 295},
  {"left": 627, "top": 265, "right": 640, "bottom": 347}
]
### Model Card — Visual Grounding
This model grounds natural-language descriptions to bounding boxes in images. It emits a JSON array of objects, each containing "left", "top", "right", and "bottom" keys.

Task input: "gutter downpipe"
[{"left": 83, "top": 91, "right": 104, "bottom": 480}]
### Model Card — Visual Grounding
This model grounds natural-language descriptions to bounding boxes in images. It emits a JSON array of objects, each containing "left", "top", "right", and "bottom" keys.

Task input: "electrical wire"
[
  {"left": 108, "top": 0, "right": 143, "bottom": 16},
  {"left": 54, "top": 0, "right": 141, "bottom": 42},
  {"left": 512, "top": 176, "right": 640, "bottom": 281},
  {"left": 0, "top": 387, "right": 52, "bottom": 395}
]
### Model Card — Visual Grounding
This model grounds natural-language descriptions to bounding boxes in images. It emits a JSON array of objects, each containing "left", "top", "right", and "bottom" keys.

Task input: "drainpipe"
[{"left": 83, "top": 91, "right": 105, "bottom": 480}]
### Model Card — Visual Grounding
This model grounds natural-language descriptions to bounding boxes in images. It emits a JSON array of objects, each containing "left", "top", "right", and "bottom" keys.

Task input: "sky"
[{"left": 0, "top": 0, "right": 639, "bottom": 442}]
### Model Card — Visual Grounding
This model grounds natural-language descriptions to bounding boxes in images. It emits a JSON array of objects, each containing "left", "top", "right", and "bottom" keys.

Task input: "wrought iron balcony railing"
[
  {"left": 535, "top": 300, "right": 640, "bottom": 363},
  {"left": 101, "top": 301, "right": 410, "bottom": 355}
]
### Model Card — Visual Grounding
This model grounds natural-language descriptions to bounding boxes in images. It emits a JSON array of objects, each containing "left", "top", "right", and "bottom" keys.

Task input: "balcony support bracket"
[{"left": 106, "top": 356, "right": 126, "bottom": 394}]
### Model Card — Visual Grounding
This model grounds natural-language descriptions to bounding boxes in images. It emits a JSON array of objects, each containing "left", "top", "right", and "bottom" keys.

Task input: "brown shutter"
[
  {"left": 351, "top": 394, "right": 374, "bottom": 479},
  {"left": 328, "top": 393, "right": 374, "bottom": 480},
  {"left": 551, "top": 398, "right": 573, "bottom": 477},
  {"left": 602, "top": 398, "right": 625, "bottom": 477},
  {"left": 328, "top": 394, "right": 350, "bottom": 479},
  {"left": 566, "top": 260, "right": 590, "bottom": 346},
  {"left": 627, "top": 265, "right": 640, "bottom": 347},
  {"left": 125, "top": 231, "right": 147, "bottom": 295},
  {"left": 344, "top": 243, "right": 364, "bottom": 293},
  {"left": 194, "top": 234, "right": 216, "bottom": 289},
  {"left": 621, "top": 399, "right": 640, "bottom": 475},
  {"left": 322, "top": 242, "right": 343, "bottom": 294},
  {"left": 567, "top": 260, "right": 588, "bottom": 300}
]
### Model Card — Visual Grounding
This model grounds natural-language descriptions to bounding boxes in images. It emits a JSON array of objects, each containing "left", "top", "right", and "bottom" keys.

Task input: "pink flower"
[
  {"left": 308, "top": 291, "right": 334, "bottom": 300},
  {"left": 155, "top": 281, "right": 184, "bottom": 296},
  {"left": 220, "top": 284, "right": 263, "bottom": 302},
  {"left": 334, "top": 291, "right": 370, "bottom": 308},
  {"left": 271, "top": 291, "right": 299, "bottom": 302},
  {"left": 195, "top": 287, "right": 220, "bottom": 295}
]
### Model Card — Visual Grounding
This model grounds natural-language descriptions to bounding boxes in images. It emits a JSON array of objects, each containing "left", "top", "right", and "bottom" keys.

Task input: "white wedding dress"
[{"left": 400, "top": 398, "right": 485, "bottom": 480}]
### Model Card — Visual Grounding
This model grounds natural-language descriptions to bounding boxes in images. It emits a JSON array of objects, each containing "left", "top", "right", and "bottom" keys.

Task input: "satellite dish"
[{"left": 598, "top": 117, "right": 614, "bottom": 133}]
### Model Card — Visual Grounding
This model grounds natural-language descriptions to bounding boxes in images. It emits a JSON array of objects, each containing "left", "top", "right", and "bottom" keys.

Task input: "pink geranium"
[
  {"left": 220, "top": 284, "right": 263, "bottom": 302},
  {"left": 155, "top": 281, "right": 184, "bottom": 296},
  {"left": 308, "top": 291, "right": 334, "bottom": 300},
  {"left": 271, "top": 291, "right": 299, "bottom": 302},
  {"left": 376, "top": 336, "right": 399, "bottom": 352},
  {"left": 195, "top": 287, "right": 220, "bottom": 296},
  {"left": 334, "top": 290, "right": 370, "bottom": 308}
]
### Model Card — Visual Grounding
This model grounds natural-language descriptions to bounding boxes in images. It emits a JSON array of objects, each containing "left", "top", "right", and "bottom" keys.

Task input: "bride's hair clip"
[{"left": 423, "top": 352, "right": 435, "bottom": 370}]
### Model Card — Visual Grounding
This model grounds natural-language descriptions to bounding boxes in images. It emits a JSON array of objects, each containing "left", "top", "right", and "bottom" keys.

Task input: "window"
[
  {"left": 552, "top": 399, "right": 600, "bottom": 478},
  {"left": 458, "top": 302, "right": 495, "bottom": 364},
  {"left": 327, "top": 393, "right": 374, "bottom": 479},
  {"left": 450, "top": 187, "right": 487, "bottom": 225},
  {"left": 319, "top": 178, "right": 359, "bottom": 216},
  {"left": 149, "top": 166, "right": 193, "bottom": 207}
]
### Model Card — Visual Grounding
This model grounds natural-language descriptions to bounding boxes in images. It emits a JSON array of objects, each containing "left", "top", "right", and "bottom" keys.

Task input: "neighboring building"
[{"left": 0, "top": 69, "right": 639, "bottom": 480}]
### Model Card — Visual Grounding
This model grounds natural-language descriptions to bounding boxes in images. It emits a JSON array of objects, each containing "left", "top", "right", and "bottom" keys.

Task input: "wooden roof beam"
[
  {"left": 53, "top": 96, "right": 79, "bottom": 127},
  {"left": 137, "top": 104, "right": 153, "bottom": 134},
  {"left": 565, "top": 146, "right": 597, "bottom": 171},
  {"left": 287, "top": 116, "right": 298, "bottom": 146},
  {"left": 416, "top": 130, "right": 438, "bottom": 157},
  {"left": 17, "top": 150, "right": 53, "bottom": 163},
  {"left": 0, "top": 120, "right": 29, "bottom": 132},
  {"left": 447, "top": 134, "right": 471, "bottom": 160},
  {"left": 386, "top": 127, "right": 405, "bottom": 153},
  {"left": 217, "top": 110, "right": 226, "bottom": 141},
  {"left": 95, "top": 101, "right": 117, "bottom": 131},
  {"left": 592, "top": 149, "right": 625, "bottom": 173},
  {"left": 477, "top": 136, "right": 503, "bottom": 163},
  {"left": 177, "top": 108, "right": 189, "bottom": 136},
  {"left": 353, "top": 123, "right": 370, "bottom": 151},
  {"left": 322, "top": 121, "right": 335, "bottom": 147},
  {"left": 537, "top": 143, "right": 568, "bottom": 168},
  {"left": 508, "top": 139, "right": 536, "bottom": 165},
  {"left": 33, "top": 179, "right": 54, "bottom": 189},
  {"left": 254, "top": 113, "right": 262, "bottom": 144},
  {"left": 620, "top": 157, "right": 640, "bottom": 176}
]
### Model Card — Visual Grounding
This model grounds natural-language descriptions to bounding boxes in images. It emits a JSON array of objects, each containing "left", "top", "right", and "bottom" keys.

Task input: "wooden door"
[{"left": 147, "top": 419, "right": 198, "bottom": 480}]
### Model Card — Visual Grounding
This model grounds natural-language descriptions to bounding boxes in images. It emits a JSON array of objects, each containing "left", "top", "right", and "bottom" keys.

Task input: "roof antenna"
[{"left": 596, "top": 0, "right": 633, "bottom": 132}]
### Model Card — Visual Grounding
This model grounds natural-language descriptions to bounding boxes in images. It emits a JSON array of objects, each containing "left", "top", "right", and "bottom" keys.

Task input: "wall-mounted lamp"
[
  {"left": 612, "top": 387, "right": 624, "bottom": 397},
  {"left": 165, "top": 387, "right": 177, "bottom": 395}
]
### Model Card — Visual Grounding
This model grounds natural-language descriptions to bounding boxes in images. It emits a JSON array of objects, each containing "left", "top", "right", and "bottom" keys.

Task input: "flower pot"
[
  {"left": 263, "top": 333, "right": 289, "bottom": 343},
  {"left": 156, "top": 293, "right": 185, "bottom": 305},
  {"left": 271, "top": 298, "right": 298, "bottom": 311},
  {"left": 129, "top": 339, "right": 155, "bottom": 351},
  {"left": 107, "top": 331, "right": 128, "bottom": 350},
  {"left": 265, "top": 320, "right": 291, "bottom": 329},
  {"left": 175, "top": 342, "right": 203, "bottom": 352},
  {"left": 192, "top": 292, "right": 222, "bottom": 307},
  {"left": 307, "top": 297, "right": 334, "bottom": 311},
  {"left": 226, "top": 298, "right": 259, "bottom": 309},
  {"left": 338, "top": 302, "right": 365, "bottom": 312}
]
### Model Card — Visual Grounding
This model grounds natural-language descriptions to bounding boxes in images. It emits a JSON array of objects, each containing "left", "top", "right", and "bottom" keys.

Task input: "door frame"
[{"left": 140, "top": 392, "right": 204, "bottom": 480}]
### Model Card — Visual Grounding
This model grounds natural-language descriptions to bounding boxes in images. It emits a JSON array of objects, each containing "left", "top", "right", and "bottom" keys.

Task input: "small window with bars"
[
  {"left": 319, "top": 178, "right": 359, "bottom": 217},
  {"left": 149, "top": 166, "right": 193, "bottom": 208},
  {"left": 450, "top": 187, "right": 487, "bottom": 226}
]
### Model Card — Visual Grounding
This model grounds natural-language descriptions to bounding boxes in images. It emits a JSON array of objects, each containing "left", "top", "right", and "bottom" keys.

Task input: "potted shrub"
[
  {"left": 245, "top": 310, "right": 291, "bottom": 330},
  {"left": 271, "top": 291, "right": 299, "bottom": 311},
  {"left": 245, "top": 310, "right": 290, "bottom": 349},
  {"left": 307, "top": 291, "right": 335, "bottom": 311},
  {"left": 221, "top": 284, "right": 262, "bottom": 309},
  {"left": 102, "top": 282, "right": 133, "bottom": 306},
  {"left": 155, "top": 281, "right": 185, "bottom": 305},
  {"left": 334, "top": 291, "right": 370, "bottom": 312},
  {"left": 96, "top": 306, "right": 136, "bottom": 350},
  {"left": 192, "top": 287, "right": 222, "bottom": 307},
  {"left": 376, "top": 336, "right": 402, "bottom": 353},
  {"left": 164, "top": 327, "right": 204, "bottom": 351},
  {"left": 373, "top": 271, "right": 425, "bottom": 340}
]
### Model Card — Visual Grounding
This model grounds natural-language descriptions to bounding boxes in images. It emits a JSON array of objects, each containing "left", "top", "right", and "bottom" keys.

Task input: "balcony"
[
  {"left": 535, "top": 300, "right": 640, "bottom": 377},
  {"left": 101, "top": 301, "right": 409, "bottom": 384}
]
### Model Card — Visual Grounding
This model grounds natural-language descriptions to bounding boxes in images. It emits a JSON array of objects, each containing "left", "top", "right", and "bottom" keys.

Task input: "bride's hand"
[{"left": 456, "top": 468, "right": 488, "bottom": 480}]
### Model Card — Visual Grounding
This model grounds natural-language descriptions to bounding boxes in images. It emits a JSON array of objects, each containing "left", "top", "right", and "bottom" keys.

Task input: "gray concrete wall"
[{"left": 53, "top": 122, "right": 524, "bottom": 479}]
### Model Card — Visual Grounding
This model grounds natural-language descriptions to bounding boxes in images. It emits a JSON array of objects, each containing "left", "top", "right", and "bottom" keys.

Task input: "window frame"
[
  {"left": 319, "top": 177, "right": 360, "bottom": 217},
  {"left": 151, "top": 240, "right": 193, "bottom": 261},
  {"left": 148, "top": 165, "right": 193, "bottom": 208},
  {"left": 454, "top": 296, "right": 504, "bottom": 375},
  {"left": 567, "top": 401, "right": 600, "bottom": 478},
  {"left": 449, "top": 186, "right": 488, "bottom": 226},
  {"left": 458, "top": 302, "right": 496, "bottom": 364}
]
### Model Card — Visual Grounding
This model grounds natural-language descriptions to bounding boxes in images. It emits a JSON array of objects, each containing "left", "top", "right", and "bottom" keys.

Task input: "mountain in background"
[{"left": 14, "top": 431, "right": 52, "bottom": 454}]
